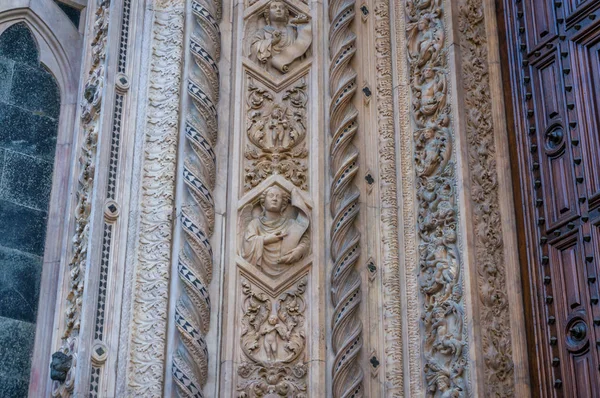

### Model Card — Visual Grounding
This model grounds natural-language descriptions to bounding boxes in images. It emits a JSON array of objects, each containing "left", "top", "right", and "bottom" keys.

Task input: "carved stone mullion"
[
  {"left": 404, "top": 0, "right": 469, "bottom": 396},
  {"left": 172, "top": 0, "right": 222, "bottom": 395},
  {"left": 50, "top": 1, "right": 111, "bottom": 396},
  {"left": 328, "top": 0, "right": 364, "bottom": 395}
]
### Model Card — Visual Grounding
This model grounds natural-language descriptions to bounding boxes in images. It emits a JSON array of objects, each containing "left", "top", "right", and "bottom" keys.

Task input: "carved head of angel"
[
  {"left": 265, "top": 1, "right": 290, "bottom": 25},
  {"left": 260, "top": 186, "right": 290, "bottom": 214}
]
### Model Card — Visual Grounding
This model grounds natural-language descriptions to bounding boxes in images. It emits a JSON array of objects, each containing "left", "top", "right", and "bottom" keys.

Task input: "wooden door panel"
[{"left": 501, "top": 0, "right": 600, "bottom": 395}]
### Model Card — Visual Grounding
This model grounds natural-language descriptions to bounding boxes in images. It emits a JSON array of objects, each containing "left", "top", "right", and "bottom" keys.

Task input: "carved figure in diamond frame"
[
  {"left": 240, "top": 185, "right": 310, "bottom": 276},
  {"left": 249, "top": 0, "right": 312, "bottom": 73}
]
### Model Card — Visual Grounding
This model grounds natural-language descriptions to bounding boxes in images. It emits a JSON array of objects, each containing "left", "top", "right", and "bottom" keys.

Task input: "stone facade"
[{"left": 0, "top": 0, "right": 532, "bottom": 397}]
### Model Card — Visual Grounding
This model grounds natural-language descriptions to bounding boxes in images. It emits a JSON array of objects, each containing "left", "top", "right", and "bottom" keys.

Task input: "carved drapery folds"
[
  {"left": 51, "top": 2, "right": 110, "bottom": 396},
  {"left": 172, "top": 0, "right": 222, "bottom": 395},
  {"left": 328, "top": 0, "right": 364, "bottom": 395},
  {"left": 458, "top": 0, "right": 514, "bottom": 394},
  {"left": 405, "top": 1, "right": 467, "bottom": 396}
]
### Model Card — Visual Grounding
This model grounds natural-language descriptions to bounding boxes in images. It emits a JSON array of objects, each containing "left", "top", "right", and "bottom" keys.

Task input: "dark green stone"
[
  {"left": 9, "top": 64, "right": 60, "bottom": 118},
  {"left": 0, "top": 23, "right": 38, "bottom": 67},
  {"left": 0, "top": 374, "right": 29, "bottom": 398},
  {"left": 0, "top": 200, "right": 47, "bottom": 256},
  {"left": 0, "top": 150, "right": 54, "bottom": 211},
  {"left": 0, "top": 103, "right": 58, "bottom": 160},
  {"left": 0, "top": 247, "right": 42, "bottom": 323},
  {"left": 0, "top": 57, "right": 14, "bottom": 102},
  {"left": 0, "top": 317, "right": 35, "bottom": 386}
]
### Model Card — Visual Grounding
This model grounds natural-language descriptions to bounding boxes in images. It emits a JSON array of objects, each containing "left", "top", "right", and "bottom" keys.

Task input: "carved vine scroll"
[
  {"left": 126, "top": 2, "right": 184, "bottom": 396},
  {"left": 328, "top": 0, "right": 364, "bottom": 395},
  {"left": 172, "top": 0, "right": 222, "bottom": 395},
  {"left": 459, "top": 0, "right": 514, "bottom": 394},
  {"left": 405, "top": 1, "right": 468, "bottom": 396}
]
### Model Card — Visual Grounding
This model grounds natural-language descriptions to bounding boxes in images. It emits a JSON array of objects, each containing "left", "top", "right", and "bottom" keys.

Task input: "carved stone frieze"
[
  {"left": 172, "top": 0, "right": 222, "bottom": 395},
  {"left": 52, "top": 2, "right": 110, "bottom": 396},
  {"left": 245, "top": 0, "right": 312, "bottom": 75},
  {"left": 405, "top": 1, "right": 468, "bottom": 396},
  {"left": 244, "top": 78, "right": 308, "bottom": 191},
  {"left": 458, "top": 0, "right": 514, "bottom": 395},
  {"left": 373, "top": 0, "right": 404, "bottom": 393},
  {"left": 237, "top": 277, "right": 308, "bottom": 397},
  {"left": 126, "top": 2, "right": 183, "bottom": 396},
  {"left": 328, "top": 0, "right": 364, "bottom": 395}
]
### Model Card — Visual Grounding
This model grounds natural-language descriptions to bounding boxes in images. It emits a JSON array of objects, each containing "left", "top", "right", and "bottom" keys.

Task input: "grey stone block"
[
  {"left": 0, "top": 150, "right": 54, "bottom": 211},
  {"left": 0, "top": 57, "right": 14, "bottom": 102}
]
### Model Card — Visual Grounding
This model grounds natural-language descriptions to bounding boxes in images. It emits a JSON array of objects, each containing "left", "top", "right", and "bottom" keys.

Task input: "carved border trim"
[
  {"left": 373, "top": 0, "right": 404, "bottom": 395},
  {"left": 52, "top": 1, "right": 110, "bottom": 396},
  {"left": 172, "top": 0, "right": 222, "bottom": 395},
  {"left": 328, "top": 0, "right": 364, "bottom": 395},
  {"left": 126, "top": 3, "right": 184, "bottom": 396},
  {"left": 458, "top": 0, "right": 514, "bottom": 395}
]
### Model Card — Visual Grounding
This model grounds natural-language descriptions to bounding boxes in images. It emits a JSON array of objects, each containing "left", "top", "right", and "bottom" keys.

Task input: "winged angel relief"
[
  {"left": 245, "top": 79, "right": 308, "bottom": 191},
  {"left": 237, "top": 278, "right": 308, "bottom": 397}
]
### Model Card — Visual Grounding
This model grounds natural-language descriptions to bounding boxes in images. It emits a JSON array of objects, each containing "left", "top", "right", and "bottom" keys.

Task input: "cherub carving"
[
  {"left": 413, "top": 67, "right": 447, "bottom": 122},
  {"left": 249, "top": 1, "right": 312, "bottom": 73},
  {"left": 407, "top": 14, "right": 444, "bottom": 67},
  {"left": 259, "top": 315, "right": 290, "bottom": 361},
  {"left": 240, "top": 186, "right": 310, "bottom": 276}
]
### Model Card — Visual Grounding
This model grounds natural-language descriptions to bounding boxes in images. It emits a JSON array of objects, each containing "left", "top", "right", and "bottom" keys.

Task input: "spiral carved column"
[
  {"left": 172, "top": 0, "right": 221, "bottom": 396},
  {"left": 328, "top": 0, "right": 364, "bottom": 396}
]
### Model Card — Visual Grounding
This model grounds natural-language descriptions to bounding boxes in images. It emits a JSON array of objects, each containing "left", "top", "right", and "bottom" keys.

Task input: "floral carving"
[
  {"left": 244, "top": 78, "right": 308, "bottom": 191},
  {"left": 406, "top": 0, "right": 468, "bottom": 396},
  {"left": 237, "top": 278, "right": 308, "bottom": 397},
  {"left": 459, "top": 0, "right": 514, "bottom": 395}
]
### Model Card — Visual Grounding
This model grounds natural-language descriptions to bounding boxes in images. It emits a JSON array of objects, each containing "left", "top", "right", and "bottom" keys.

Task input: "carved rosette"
[
  {"left": 172, "top": 0, "right": 222, "bottom": 395},
  {"left": 405, "top": 1, "right": 468, "bottom": 396},
  {"left": 51, "top": 2, "right": 110, "bottom": 396},
  {"left": 458, "top": 0, "right": 514, "bottom": 395},
  {"left": 328, "top": 0, "right": 364, "bottom": 395}
]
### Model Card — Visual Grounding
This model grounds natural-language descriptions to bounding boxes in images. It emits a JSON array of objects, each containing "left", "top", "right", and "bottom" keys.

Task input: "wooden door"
[{"left": 500, "top": 0, "right": 600, "bottom": 396}]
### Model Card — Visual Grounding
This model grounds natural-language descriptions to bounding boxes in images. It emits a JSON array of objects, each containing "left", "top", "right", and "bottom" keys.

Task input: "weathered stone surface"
[
  {"left": 0, "top": 58, "right": 14, "bottom": 102},
  {"left": 0, "top": 200, "right": 47, "bottom": 256},
  {"left": 0, "top": 23, "right": 38, "bottom": 67},
  {"left": 0, "top": 103, "right": 58, "bottom": 160},
  {"left": 0, "top": 247, "right": 42, "bottom": 323},
  {"left": 0, "top": 317, "right": 35, "bottom": 386},
  {"left": 0, "top": 150, "right": 54, "bottom": 211}
]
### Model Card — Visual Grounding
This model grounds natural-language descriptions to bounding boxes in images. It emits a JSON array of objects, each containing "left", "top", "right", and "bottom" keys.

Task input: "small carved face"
[
  {"left": 422, "top": 67, "right": 434, "bottom": 79},
  {"left": 269, "top": 1, "right": 289, "bottom": 23},
  {"left": 263, "top": 186, "right": 285, "bottom": 212},
  {"left": 268, "top": 315, "right": 278, "bottom": 325}
]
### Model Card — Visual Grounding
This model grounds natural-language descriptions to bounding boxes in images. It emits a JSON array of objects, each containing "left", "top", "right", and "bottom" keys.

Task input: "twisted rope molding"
[
  {"left": 172, "top": 0, "right": 221, "bottom": 395},
  {"left": 328, "top": 0, "right": 364, "bottom": 395}
]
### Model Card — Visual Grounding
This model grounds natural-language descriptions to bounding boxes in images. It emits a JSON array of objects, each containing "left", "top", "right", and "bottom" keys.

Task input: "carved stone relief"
[
  {"left": 244, "top": 0, "right": 312, "bottom": 74},
  {"left": 237, "top": 277, "right": 308, "bottom": 397},
  {"left": 458, "top": 0, "right": 514, "bottom": 395},
  {"left": 244, "top": 78, "right": 308, "bottom": 191},
  {"left": 405, "top": 1, "right": 468, "bottom": 396}
]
